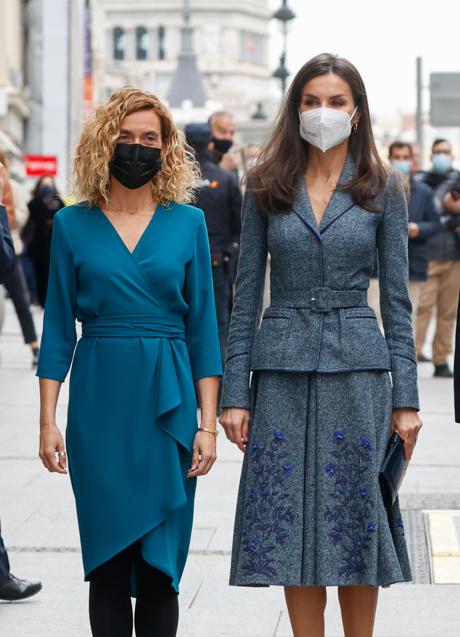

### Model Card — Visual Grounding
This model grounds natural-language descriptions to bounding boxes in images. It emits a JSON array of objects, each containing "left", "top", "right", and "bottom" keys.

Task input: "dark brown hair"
[
  {"left": 248, "top": 53, "right": 387, "bottom": 213},
  {"left": 389, "top": 141, "right": 413, "bottom": 158}
]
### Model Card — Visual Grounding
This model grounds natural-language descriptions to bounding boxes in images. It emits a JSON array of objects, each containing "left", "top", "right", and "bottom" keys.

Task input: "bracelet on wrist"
[{"left": 197, "top": 427, "right": 218, "bottom": 437}]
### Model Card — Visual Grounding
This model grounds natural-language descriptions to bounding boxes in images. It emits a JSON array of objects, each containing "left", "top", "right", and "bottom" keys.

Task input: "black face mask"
[
  {"left": 109, "top": 144, "right": 162, "bottom": 189},
  {"left": 211, "top": 137, "right": 233, "bottom": 155}
]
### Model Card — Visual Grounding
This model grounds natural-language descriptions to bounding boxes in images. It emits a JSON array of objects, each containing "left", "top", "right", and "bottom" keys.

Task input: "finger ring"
[{"left": 58, "top": 451, "right": 66, "bottom": 457}]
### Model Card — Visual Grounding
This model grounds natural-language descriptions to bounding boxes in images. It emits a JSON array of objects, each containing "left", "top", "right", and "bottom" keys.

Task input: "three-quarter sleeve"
[
  {"left": 36, "top": 212, "right": 77, "bottom": 382},
  {"left": 377, "top": 172, "right": 419, "bottom": 410},
  {"left": 184, "top": 211, "right": 222, "bottom": 381},
  {"left": 220, "top": 192, "right": 268, "bottom": 410}
]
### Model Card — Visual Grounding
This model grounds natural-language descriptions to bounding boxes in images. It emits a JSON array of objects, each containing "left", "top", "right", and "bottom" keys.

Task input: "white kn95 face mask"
[{"left": 299, "top": 106, "right": 358, "bottom": 153}]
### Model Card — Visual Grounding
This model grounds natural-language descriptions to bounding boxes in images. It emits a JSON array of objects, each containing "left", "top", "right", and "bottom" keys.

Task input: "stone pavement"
[{"left": 0, "top": 300, "right": 459, "bottom": 637}]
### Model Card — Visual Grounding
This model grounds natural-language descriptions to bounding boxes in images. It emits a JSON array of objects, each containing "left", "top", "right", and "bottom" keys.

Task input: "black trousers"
[
  {"left": 31, "top": 257, "right": 50, "bottom": 309},
  {"left": 89, "top": 541, "right": 179, "bottom": 637},
  {"left": 0, "top": 527, "right": 11, "bottom": 578},
  {"left": 3, "top": 260, "right": 37, "bottom": 344}
]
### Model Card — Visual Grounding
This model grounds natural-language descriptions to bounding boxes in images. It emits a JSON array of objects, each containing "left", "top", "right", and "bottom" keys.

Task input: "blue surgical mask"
[
  {"left": 432, "top": 153, "right": 452, "bottom": 174},
  {"left": 391, "top": 160, "right": 412, "bottom": 176}
]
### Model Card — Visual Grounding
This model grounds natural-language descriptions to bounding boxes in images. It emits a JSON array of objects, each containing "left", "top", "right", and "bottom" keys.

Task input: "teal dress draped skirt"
[{"left": 37, "top": 202, "right": 222, "bottom": 592}]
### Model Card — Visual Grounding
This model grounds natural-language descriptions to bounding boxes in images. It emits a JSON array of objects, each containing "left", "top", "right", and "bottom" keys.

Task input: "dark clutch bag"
[{"left": 379, "top": 433, "right": 409, "bottom": 511}]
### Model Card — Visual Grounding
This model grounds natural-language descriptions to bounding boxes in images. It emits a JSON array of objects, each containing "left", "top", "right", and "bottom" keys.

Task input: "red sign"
[{"left": 25, "top": 155, "right": 58, "bottom": 177}]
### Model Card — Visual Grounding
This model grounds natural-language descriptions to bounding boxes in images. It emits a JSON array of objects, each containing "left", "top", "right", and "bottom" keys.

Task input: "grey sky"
[{"left": 269, "top": 0, "right": 460, "bottom": 118}]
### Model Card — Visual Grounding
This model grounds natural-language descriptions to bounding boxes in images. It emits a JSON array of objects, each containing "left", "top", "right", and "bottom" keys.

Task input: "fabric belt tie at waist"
[
  {"left": 270, "top": 288, "right": 368, "bottom": 313},
  {"left": 82, "top": 315, "right": 185, "bottom": 340},
  {"left": 81, "top": 315, "right": 187, "bottom": 437}
]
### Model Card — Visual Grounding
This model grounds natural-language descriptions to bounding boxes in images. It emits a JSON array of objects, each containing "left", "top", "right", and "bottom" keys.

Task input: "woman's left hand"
[
  {"left": 187, "top": 427, "right": 217, "bottom": 478},
  {"left": 391, "top": 408, "right": 423, "bottom": 461}
]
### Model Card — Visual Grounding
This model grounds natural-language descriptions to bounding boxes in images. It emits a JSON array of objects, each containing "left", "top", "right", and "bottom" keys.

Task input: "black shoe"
[
  {"left": 0, "top": 574, "right": 42, "bottom": 601},
  {"left": 31, "top": 347, "right": 40, "bottom": 368},
  {"left": 434, "top": 363, "right": 454, "bottom": 378},
  {"left": 417, "top": 353, "right": 431, "bottom": 363}
]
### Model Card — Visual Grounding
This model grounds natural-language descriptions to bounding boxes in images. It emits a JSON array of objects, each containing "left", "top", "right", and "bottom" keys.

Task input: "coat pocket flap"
[{"left": 344, "top": 307, "right": 377, "bottom": 320}]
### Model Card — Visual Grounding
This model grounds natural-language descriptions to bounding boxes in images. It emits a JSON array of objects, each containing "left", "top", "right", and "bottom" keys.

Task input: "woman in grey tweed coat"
[{"left": 219, "top": 53, "right": 422, "bottom": 637}]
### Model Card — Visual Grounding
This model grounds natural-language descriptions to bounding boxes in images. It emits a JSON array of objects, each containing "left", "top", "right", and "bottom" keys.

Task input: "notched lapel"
[
  {"left": 319, "top": 155, "right": 356, "bottom": 233},
  {"left": 291, "top": 179, "right": 320, "bottom": 238}
]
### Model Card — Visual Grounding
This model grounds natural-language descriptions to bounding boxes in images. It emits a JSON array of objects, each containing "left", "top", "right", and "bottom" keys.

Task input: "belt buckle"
[{"left": 309, "top": 287, "right": 331, "bottom": 313}]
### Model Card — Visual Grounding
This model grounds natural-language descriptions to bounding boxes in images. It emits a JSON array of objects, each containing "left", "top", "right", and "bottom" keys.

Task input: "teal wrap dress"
[{"left": 36, "top": 202, "right": 222, "bottom": 592}]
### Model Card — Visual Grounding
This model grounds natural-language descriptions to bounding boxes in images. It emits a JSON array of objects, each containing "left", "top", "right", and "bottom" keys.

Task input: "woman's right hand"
[
  {"left": 39, "top": 424, "right": 67, "bottom": 474},
  {"left": 219, "top": 408, "right": 250, "bottom": 453}
]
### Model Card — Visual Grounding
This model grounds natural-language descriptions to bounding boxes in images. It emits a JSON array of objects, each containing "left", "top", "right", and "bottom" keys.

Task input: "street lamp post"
[{"left": 272, "top": 0, "right": 296, "bottom": 95}]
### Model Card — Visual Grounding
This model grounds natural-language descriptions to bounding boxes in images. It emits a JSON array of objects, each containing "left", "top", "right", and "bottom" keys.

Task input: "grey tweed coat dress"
[{"left": 220, "top": 156, "right": 419, "bottom": 588}]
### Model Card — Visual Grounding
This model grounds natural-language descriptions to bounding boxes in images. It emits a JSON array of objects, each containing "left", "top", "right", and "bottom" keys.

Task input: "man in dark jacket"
[
  {"left": 413, "top": 138, "right": 460, "bottom": 377},
  {"left": 390, "top": 142, "right": 441, "bottom": 317},
  {"left": 0, "top": 163, "right": 15, "bottom": 284},
  {"left": 368, "top": 142, "right": 441, "bottom": 324},
  {"left": 0, "top": 163, "right": 42, "bottom": 600},
  {"left": 185, "top": 123, "right": 242, "bottom": 367}
]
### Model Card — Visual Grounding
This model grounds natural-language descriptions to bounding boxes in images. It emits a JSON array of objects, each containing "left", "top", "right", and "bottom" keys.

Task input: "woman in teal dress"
[{"left": 37, "top": 87, "right": 222, "bottom": 637}]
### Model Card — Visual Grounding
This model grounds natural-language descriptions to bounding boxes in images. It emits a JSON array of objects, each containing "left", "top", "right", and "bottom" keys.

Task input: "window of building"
[
  {"left": 240, "top": 31, "right": 265, "bottom": 65},
  {"left": 136, "top": 26, "right": 148, "bottom": 60},
  {"left": 158, "top": 25, "right": 166, "bottom": 60},
  {"left": 113, "top": 26, "right": 125, "bottom": 60}
]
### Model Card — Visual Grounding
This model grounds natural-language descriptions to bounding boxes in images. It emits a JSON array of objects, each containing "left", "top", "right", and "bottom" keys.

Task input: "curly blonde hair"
[{"left": 73, "top": 86, "right": 200, "bottom": 206}]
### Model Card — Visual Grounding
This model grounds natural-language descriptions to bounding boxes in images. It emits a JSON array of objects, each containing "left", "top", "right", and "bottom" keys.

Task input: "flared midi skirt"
[{"left": 230, "top": 370, "right": 412, "bottom": 588}]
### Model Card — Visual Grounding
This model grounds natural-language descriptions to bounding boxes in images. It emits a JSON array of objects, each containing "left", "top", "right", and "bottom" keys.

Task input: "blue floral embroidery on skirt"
[
  {"left": 324, "top": 428, "right": 377, "bottom": 577},
  {"left": 241, "top": 432, "right": 294, "bottom": 578}
]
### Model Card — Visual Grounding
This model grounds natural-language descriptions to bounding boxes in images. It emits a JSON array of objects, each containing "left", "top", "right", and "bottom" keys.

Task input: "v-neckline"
[
  {"left": 303, "top": 156, "right": 353, "bottom": 230},
  {"left": 97, "top": 204, "right": 161, "bottom": 256},
  {"left": 304, "top": 177, "right": 336, "bottom": 229}
]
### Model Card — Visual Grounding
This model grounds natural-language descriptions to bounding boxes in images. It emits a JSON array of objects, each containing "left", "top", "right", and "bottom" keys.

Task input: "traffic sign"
[
  {"left": 430, "top": 73, "right": 460, "bottom": 127},
  {"left": 25, "top": 155, "right": 58, "bottom": 176}
]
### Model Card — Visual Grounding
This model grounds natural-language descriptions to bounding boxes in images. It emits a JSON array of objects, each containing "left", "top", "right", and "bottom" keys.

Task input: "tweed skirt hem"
[{"left": 229, "top": 371, "right": 412, "bottom": 588}]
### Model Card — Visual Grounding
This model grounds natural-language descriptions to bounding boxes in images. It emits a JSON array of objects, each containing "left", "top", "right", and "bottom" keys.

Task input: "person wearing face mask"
[
  {"left": 219, "top": 53, "right": 421, "bottom": 637},
  {"left": 368, "top": 141, "right": 440, "bottom": 326},
  {"left": 25, "top": 175, "right": 65, "bottom": 307},
  {"left": 413, "top": 138, "right": 460, "bottom": 377},
  {"left": 208, "top": 110, "right": 243, "bottom": 175},
  {"left": 36, "top": 87, "right": 222, "bottom": 636},
  {"left": 185, "top": 123, "right": 242, "bottom": 376}
]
